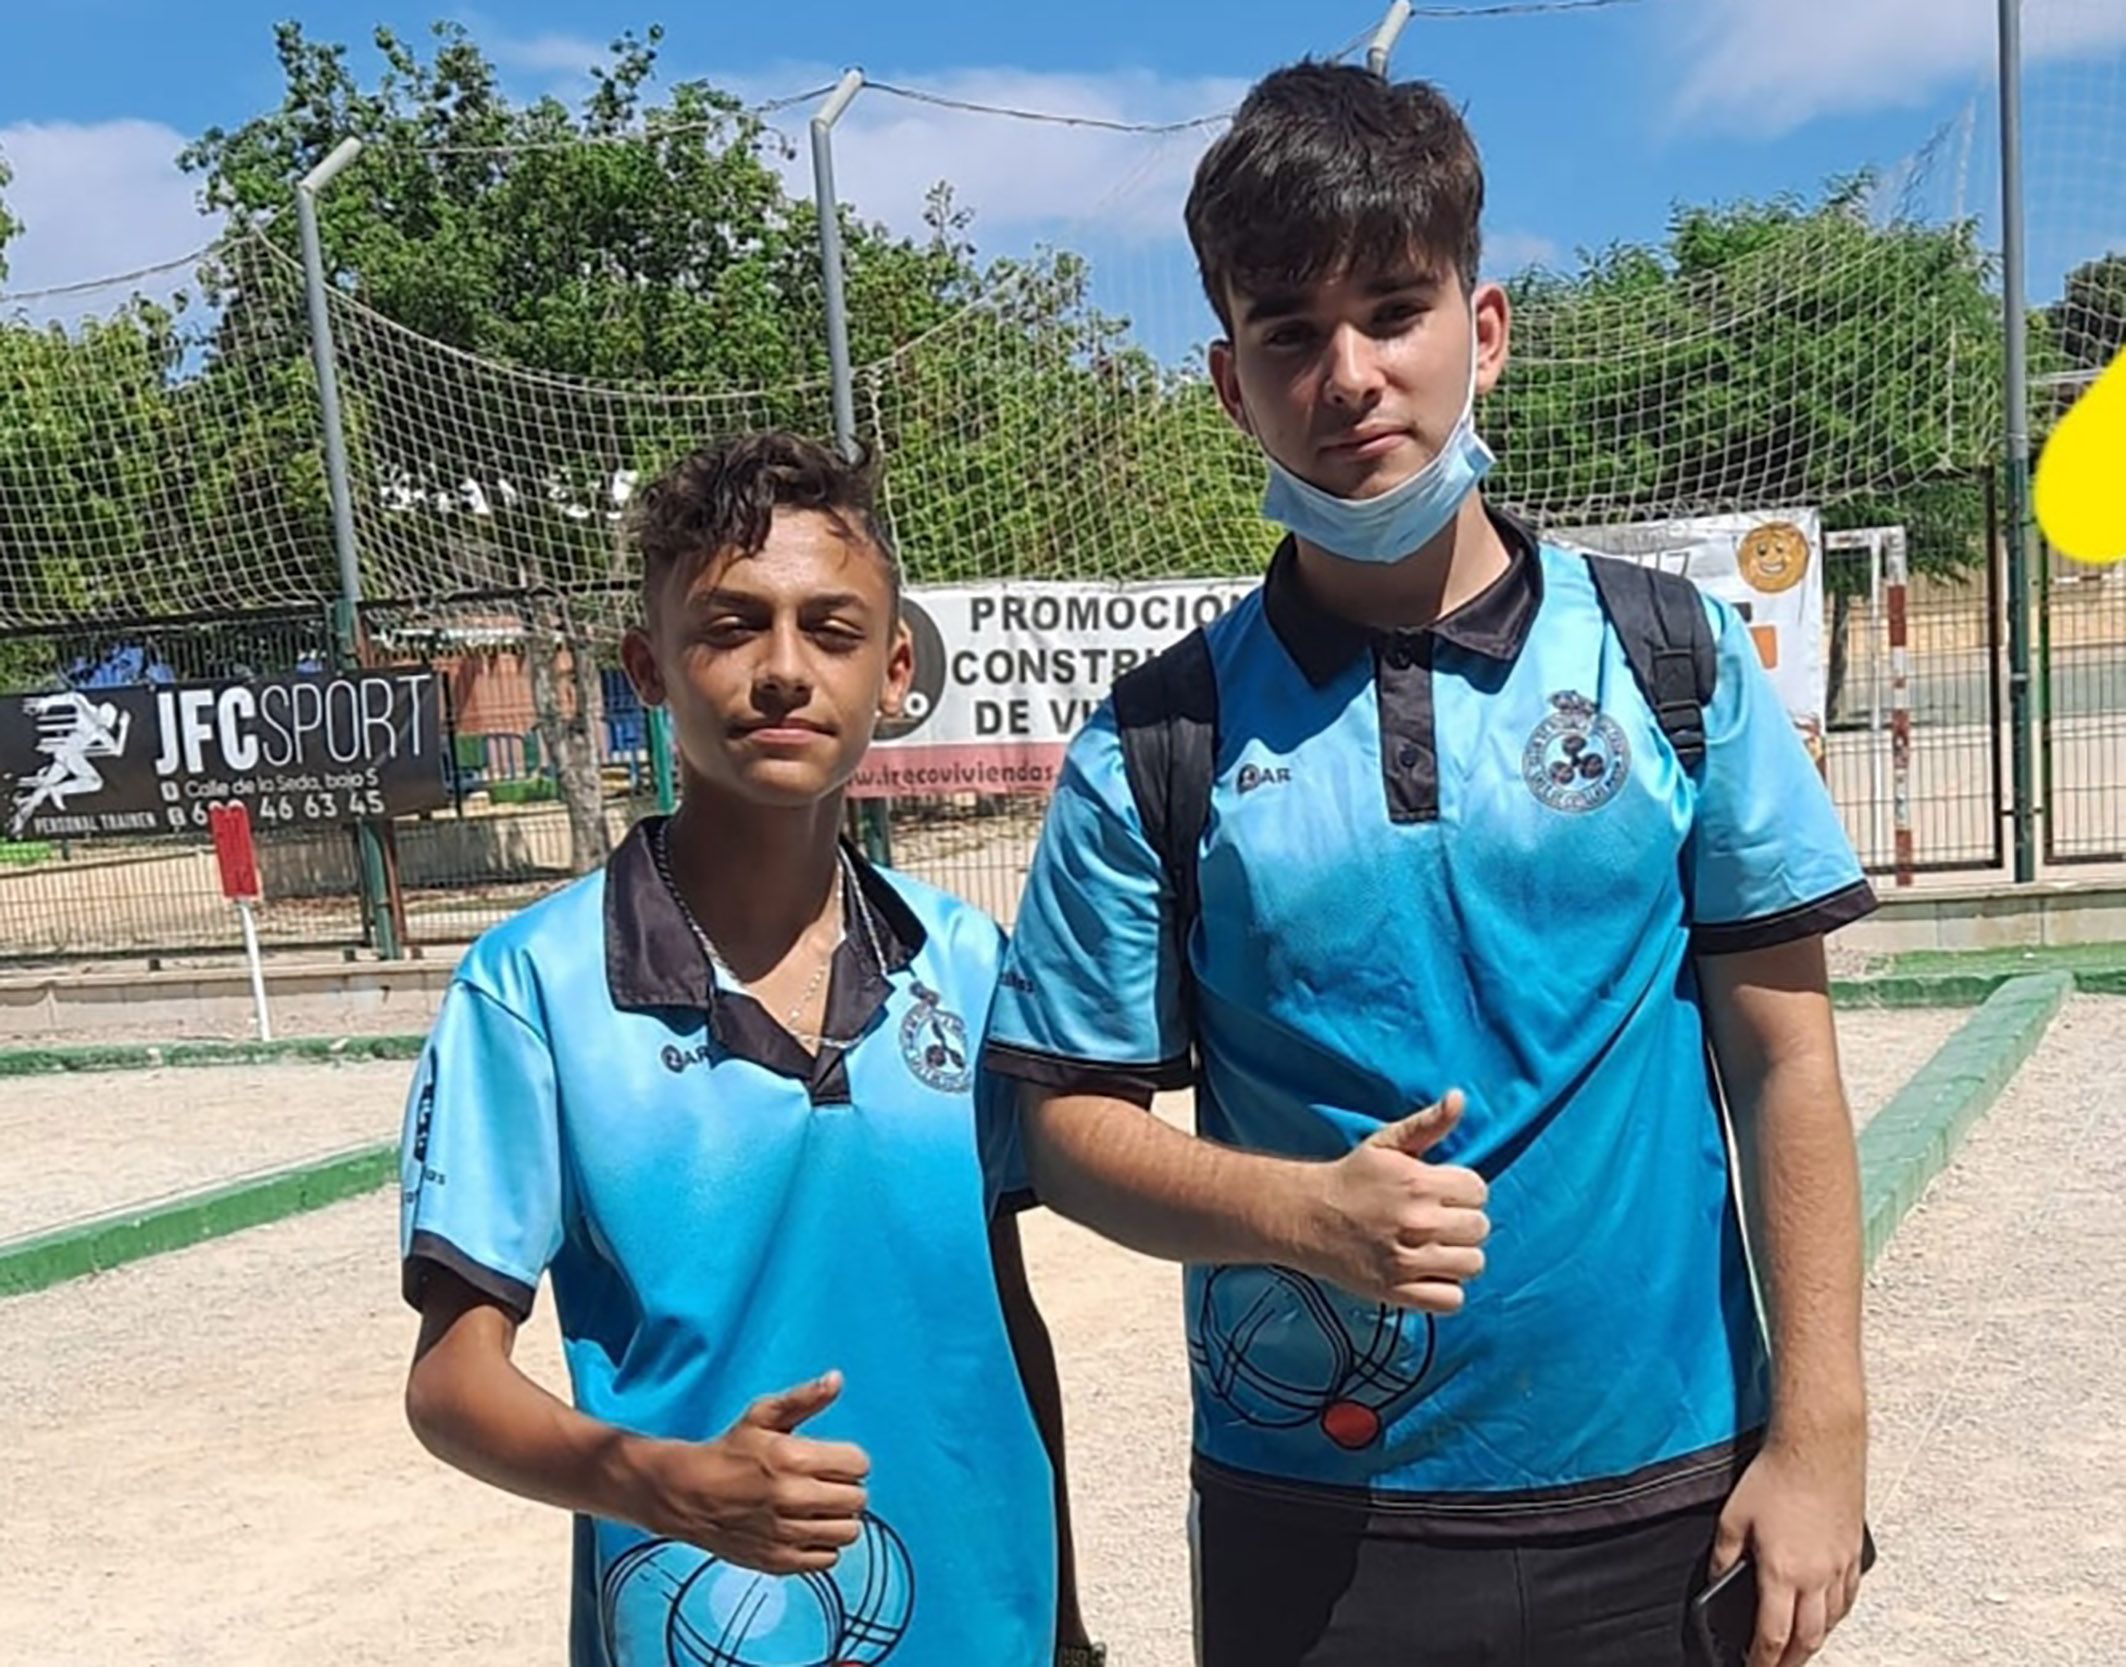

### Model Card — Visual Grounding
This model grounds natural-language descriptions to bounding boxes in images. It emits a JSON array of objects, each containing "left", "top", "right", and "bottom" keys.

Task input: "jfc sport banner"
[{"left": 2, "top": 670, "right": 450, "bottom": 841}]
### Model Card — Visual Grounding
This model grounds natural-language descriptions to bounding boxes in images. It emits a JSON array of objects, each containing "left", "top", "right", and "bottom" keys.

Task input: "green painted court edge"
[
  {"left": 1830, "top": 972, "right": 2011, "bottom": 1009},
  {"left": 0, "top": 1143, "right": 395, "bottom": 1299},
  {"left": 1855, "top": 971, "right": 2073, "bottom": 1268},
  {"left": 0, "top": 1034, "right": 426, "bottom": 1077},
  {"left": 0, "top": 970, "right": 2095, "bottom": 1299}
]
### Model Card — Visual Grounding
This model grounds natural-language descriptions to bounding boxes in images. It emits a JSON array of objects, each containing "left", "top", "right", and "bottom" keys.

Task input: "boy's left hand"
[{"left": 1710, "top": 1433, "right": 1868, "bottom": 1667}]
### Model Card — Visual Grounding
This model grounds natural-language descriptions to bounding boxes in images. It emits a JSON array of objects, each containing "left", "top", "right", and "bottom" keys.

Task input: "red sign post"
[
  {"left": 208, "top": 803, "right": 261, "bottom": 900},
  {"left": 207, "top": 802, "right": 272, "bottom": 1039}
]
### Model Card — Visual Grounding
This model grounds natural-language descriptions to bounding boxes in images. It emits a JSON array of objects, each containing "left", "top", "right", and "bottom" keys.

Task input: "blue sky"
[{"left": 2, "top": 0, "right": 2121, "bottom": 346}]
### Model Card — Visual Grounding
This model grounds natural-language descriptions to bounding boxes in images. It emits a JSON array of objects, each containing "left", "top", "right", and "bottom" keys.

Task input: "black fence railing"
[
  {"left": 1823, "top": 544, "right": 2006, "bottom": 879},
  {"left": 2042, "top": 551, "right": 2126, "bottom": 865}
]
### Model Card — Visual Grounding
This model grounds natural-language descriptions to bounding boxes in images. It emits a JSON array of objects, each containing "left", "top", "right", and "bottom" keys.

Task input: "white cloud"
[
  {"left": 1672, "top": 0, "right": 2126, "bottom": 136},
  {"left": 708, "top": 64, "right": 1245, "bottom": 242},
  {"left": 1484, "top": 229, "right": 1559, "bottom": 274},
  {"left": 0, "top": 120, "right": 215, "bottom": 301},
  {"left": 486, "top": 30, "right": 611, "bottom": 78},
  {"left": 464, "top": 40, "right": 1244, "bottom": 243}
]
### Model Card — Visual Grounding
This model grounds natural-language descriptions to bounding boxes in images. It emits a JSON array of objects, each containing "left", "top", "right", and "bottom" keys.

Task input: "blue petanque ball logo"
[
  {"left": 600, "top": 1514, "right": 915, "bottom": 1666},
  {"left": 1189, "top": 1264, "right": 1436, "bottom": 1452}
]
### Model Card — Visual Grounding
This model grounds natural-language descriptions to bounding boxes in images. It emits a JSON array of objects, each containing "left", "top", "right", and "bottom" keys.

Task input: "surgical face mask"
[{"left": 1257, "top": 314, "right": 1495, "bottom": 566}]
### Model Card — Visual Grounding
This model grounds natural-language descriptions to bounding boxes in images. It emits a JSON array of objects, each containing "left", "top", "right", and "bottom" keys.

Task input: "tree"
[
  {"left": 168, "top": 20, "right": 1249, "bottom": 870},
  {"left": 174, "top": 22, "right": 991, "bottom": 873},
  {"left": 0, "top": 148, "right": 19, "bottom": 283}
]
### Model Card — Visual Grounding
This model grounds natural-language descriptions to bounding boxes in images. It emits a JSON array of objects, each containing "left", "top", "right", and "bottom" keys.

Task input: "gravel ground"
[
  {"left": 0, "top": 1000, "right": 2080, "bottom": 1666},
  {"left": 1819, "top": 995, "right": 2126, "bottom": 1667},
  {"left": 0, "top": 1061, "right": 413, "bottom": 1241}
]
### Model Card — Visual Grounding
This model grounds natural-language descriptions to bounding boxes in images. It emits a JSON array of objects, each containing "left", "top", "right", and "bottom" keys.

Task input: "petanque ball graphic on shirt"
[
  {"left": 1190, "top": 1264, "right": 1436, "bottom": 1452},
  {"left": 600, "top": 1514, "right": 914, "bottom": 1666}
]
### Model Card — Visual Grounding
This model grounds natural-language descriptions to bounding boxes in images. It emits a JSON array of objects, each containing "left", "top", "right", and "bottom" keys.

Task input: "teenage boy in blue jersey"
[
  {"left": 398, "top": 434, "right": 1099, "bottom": 1667},
  {"left": 984, "top": 65, "right": 1873, "bottom": 1667}
]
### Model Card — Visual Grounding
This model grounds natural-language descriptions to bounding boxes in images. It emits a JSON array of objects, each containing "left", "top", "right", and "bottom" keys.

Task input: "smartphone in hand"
[{"left": 1689, "top": 1524, "right": 1878, "bottom": 1666}]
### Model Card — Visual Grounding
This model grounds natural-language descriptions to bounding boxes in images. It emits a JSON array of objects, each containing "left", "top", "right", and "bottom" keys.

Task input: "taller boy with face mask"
[{"left": 984, "top": 63, "right": 1875, "bottom": 1667}]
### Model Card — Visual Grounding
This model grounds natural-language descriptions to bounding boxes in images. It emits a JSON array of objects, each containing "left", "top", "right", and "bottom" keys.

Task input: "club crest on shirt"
[
  {"left": 1522, "top": 690, "right": 1630, "bottom": 814},
  {"left": 900, "top": 981, "right": 973, "bottom": 1093}
]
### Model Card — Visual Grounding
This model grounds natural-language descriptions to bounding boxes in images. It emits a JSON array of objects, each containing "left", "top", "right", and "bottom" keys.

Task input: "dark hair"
[
  {"left": 1185, "top": 63, "right": 1485, "bottom": 332},
  {"left": 632, "top": 432, "right": 899, "bottom": 611}
]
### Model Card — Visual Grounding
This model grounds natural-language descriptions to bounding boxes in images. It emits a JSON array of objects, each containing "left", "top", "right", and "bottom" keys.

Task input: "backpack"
[{"left": 1109, "top": 553, "right": 1717, "bottom": 1061}]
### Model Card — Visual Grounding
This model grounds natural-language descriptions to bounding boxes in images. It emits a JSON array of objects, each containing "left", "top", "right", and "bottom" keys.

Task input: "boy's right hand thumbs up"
[
  {"left": 635, "top": 1370, "right": 873, "bottom": 1575},
  {"left": 1305, "top": 1090, "right": 1491, "bottom": 1313}
]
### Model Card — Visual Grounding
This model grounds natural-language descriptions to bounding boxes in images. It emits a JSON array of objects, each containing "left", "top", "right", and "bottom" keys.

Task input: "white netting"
[
  {"left": 1, "top": 0, "right": 2120, "bottom": 634},
  {"left": 1486, "top": 118, "right": 2004, "bottom": 532},
  {"left": 314, "top": 235, "right": 836, "bottom": 644},
  {"left": 2019, "top": 0, "right": 2126, "bottom": 424}
]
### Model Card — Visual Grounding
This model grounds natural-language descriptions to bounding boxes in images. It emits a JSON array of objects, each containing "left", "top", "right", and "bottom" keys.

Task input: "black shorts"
[{"left": 1193, "top": 1489, "right": 1724, "bottom": 1667}]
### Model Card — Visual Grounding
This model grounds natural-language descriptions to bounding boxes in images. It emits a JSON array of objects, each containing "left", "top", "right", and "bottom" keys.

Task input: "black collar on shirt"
[
  {"left": 603, "top": 814, "right": 927, "bottom": 1098},
  {"left": 1264, "top": 504, "right": 1546, "bottom": 687}
]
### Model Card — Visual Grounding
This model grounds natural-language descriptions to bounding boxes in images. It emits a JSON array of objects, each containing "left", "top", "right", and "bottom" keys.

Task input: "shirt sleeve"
[
  {"left": 974, "top": 1065, "right": 1038, "bottom": 1216},
  {"left": 1687, "top": 595, "right": 1878, "bottom": 955},
  {"left": 398, "top": 978, "right": 565, "bottom": 1319},
  {"left": 981, "top": 705, "right": 1193, "bottom": 1094}
]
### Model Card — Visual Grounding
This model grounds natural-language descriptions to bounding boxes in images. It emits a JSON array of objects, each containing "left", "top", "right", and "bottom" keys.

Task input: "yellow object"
[{"left": 2035, "top": 351, "right": 2126, "bottom": 567}]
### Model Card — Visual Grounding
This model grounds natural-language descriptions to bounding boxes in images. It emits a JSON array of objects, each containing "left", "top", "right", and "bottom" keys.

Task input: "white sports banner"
[
  {"left": 856, "top": 511, "right": 1828, "bottom": 800},
  {"left": 1552, "top": 508, "right": 1829, "bottom": 765},
  {"left": 851, "top": 579, "right": 1256, "bottom": 798}
]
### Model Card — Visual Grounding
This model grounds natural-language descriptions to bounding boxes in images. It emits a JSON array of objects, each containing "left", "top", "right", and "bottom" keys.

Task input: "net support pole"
[
  {"left": 1997, "top": 0, "right": 2037, "bottom": 883},
  {"left": 812, "top": 70, "right": 866, "bottom": 463},
  {"left": 1367, "top": 3, "right": 1414, "bottom": 77},
  {"left": 298, "top": 136, "right": 401, "bottom": 958},
  {"left": 811, "top": 69, "right": 894, "bottom": 867}
]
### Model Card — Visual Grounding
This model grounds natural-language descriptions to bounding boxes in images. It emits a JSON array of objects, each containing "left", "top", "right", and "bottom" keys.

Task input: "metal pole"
[
  {"left": 1887, "top": 527, "right": 1915, "bottom": 888},
  {"left": 1869, "top": 534, "right": 1885, "bottom": 867},
  {"left": 237, "top": 898, "right": 273, "bottom": 1042},
  {"left": 296, "top": 136, "right": 400, "bottom": 958},
  {"left": 810, "top": 69, "right": 895, "bottom": 868},
  {"left": 811, "top": 70, "right": 866, "bottom": 461},
  {"left": 1367, "top": 2, "right": 1415, "bottom": 77},
  {"left": 297, "top": 137, "right": 365, "bottom": 661},
  {"left": 1997, "top": 0, "right": 2037, "bottom": 882}
]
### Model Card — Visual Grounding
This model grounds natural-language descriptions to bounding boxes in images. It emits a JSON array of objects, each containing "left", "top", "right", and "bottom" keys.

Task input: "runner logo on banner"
[{"left": 853, "top": 580, "right": 1257, "bottom": 798}]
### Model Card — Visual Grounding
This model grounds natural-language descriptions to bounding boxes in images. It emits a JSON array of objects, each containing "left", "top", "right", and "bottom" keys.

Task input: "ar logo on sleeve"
[
  {"left": 1522, "top": 691, "right": 1630, "bottom": 815},
  {"left": 406, "top": 1067, "right": 445, "bottom": 1197}
]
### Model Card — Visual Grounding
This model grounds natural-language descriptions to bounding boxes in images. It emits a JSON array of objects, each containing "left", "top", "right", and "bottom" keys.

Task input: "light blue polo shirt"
[
  {"left": 984, "top": 512, "right": 1875, "bottom": 1538},
  {"left": 400, "top": 818, "right": 1056, "bottom": 1665}
]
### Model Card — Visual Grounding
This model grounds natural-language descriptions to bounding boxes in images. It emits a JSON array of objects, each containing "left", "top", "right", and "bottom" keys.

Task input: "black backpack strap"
[
  {"left": 1584, "top": 555, "right": 1718, "bottom": 770},
  {"left": 1111, "top": 627, "right": 1218, "bottom": 1052}
]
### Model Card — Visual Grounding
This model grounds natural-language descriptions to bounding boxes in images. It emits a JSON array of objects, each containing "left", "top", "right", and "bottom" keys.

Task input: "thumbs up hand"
[
  {"left": 630, "top": 1369, "right": 873, "bottom": 1574},
  {"left": 1298, "top": 1090, "right": 1491, "bottom": 1313}
]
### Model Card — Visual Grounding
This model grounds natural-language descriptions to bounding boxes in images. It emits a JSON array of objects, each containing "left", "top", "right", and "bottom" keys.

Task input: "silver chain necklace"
[{"left": 653, "top": 819, "right": 888, "bottom": 1051}]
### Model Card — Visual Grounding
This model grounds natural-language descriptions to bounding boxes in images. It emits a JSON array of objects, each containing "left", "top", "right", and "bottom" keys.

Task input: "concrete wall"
[{"left": 1842, "top": 882, "right": 2126, "bottom": 953}]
